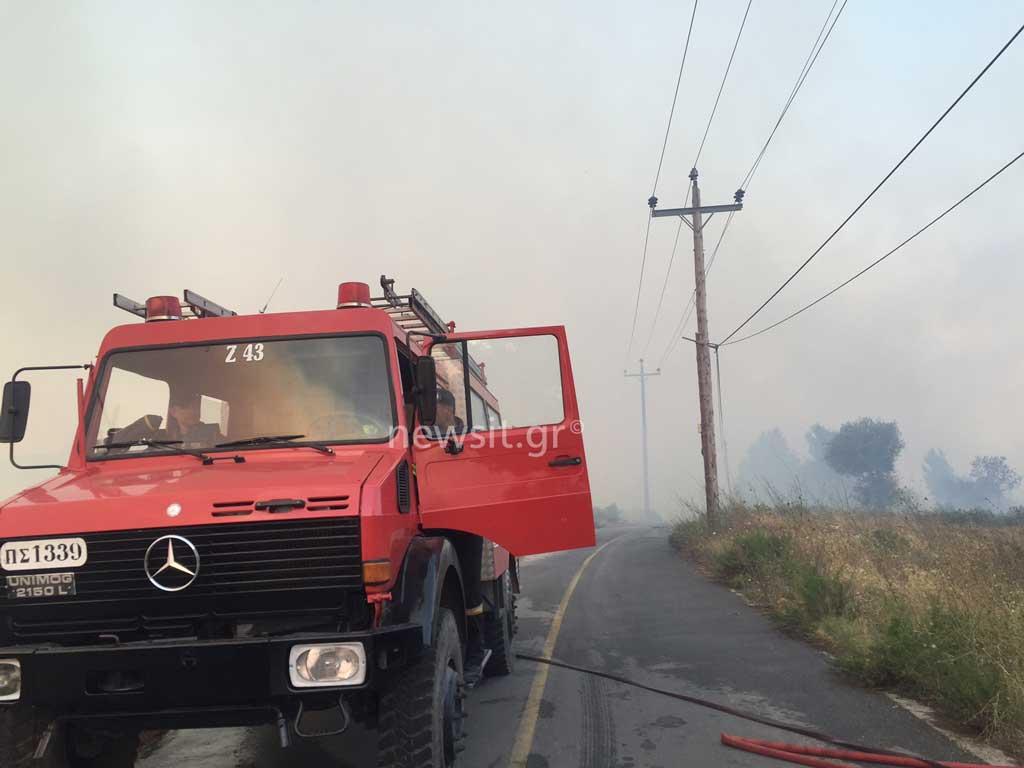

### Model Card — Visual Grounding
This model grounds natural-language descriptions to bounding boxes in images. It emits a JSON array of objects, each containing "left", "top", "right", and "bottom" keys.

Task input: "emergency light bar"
[{"left": 145, "top": 296, "right": 183, "bottom": 321}]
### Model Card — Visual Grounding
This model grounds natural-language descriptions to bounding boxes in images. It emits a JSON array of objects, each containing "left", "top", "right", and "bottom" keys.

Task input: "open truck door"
[{"left": 413, "top": 327, "right": 596, "bottom": 556}]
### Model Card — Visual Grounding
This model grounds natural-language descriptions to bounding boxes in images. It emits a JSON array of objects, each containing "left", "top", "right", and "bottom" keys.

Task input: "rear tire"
[
  {"left": 377, "top": 608, "right": 465, "bottom": 767},
  {"left": 484, "top": 570, "right": 516, "bottom": 677}
]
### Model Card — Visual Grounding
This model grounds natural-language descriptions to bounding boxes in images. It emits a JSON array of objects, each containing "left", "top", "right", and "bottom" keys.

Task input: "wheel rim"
[{"left": 441, "top": 661, "right": 464, "bottom": 765}]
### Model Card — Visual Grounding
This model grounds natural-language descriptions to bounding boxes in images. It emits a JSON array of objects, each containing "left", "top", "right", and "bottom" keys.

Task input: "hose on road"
[
  {"left": 516, "top": 653, "right": 1014, "bottom": 768},
  {"left": 722, "top": 735, "right": 1014, "bottom": 768}
]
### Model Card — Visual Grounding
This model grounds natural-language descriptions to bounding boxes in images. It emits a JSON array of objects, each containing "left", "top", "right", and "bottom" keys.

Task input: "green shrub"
[
  {"left": 869, "top": 527, "right": 909, "bottom": 554},
  {"left": 839, "top": 603, "right": 1004, "bottom": 731},
  {"left": 713, "top": 532, "right": 793, "bottom": 598},
  {"left": 669, "top": 518, "right": 706, "bottom": 552},
  {"left": 796, "top": 564, "right": 854, "bottom": 622},
  {"left": 669, "top": 501, "right": 1024, "bottom": 756}
]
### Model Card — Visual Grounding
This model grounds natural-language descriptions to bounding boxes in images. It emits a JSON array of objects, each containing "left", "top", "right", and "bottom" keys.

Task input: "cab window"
[
  {"left": 465, "top": 336, "right": 564, "bottom": 428},
  {"left": 469, "top": 391, "right": 488, "bottom": 432},
  {"left": 430, "top": 342, "right": 468, "bottom": 435},
  {"left": 484, "top": 403, "right": 503, "bottom": 430},
  {"left": 88, "top": 335, "right": 394, "bottom": 457}
]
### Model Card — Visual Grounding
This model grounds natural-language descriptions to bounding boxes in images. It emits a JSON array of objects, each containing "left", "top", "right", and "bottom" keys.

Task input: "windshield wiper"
[
  {"left": 215, "top": 435, "right": 334, "bottom": 456},
  {"left": 95, "top": 439, "right": 211, "bottom": 464}
]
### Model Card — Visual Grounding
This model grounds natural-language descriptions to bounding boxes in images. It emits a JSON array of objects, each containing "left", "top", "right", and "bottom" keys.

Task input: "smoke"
[{"left": 1, "top": 4, "right": 1022, "bottom": 515}]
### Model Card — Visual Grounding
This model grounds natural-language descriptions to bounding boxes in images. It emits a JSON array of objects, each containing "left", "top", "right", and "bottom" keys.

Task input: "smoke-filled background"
[{"left": 2, "top": 1, "right": 1022, "bottom": 515}]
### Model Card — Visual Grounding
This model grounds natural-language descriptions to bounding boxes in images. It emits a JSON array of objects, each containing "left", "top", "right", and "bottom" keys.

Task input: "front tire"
[
  {"left": 377, "top": 608, "right": 465, "bottom": 767},
  {"left": 65, "top": 723, "right": 139, "bottom": 768},
  {"left": 0, "top": 706, "right": 48, "bottom": 768},
  {"left": 0, "top": 707, "right": 138, "bottom": 768}
]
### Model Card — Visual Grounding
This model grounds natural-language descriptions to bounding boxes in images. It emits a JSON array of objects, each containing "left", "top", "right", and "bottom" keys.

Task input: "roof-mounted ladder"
[
  {"left": 112, "top": 290, "right": 237, "bottom": 320},
  {"left": 370, "top": 275, "right": 448, "bottom": 336}
]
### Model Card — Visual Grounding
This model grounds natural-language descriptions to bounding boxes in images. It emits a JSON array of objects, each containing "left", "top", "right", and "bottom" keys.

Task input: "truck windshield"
[{"left": 86, "top": 335, "right": 394, "bottom": 459}]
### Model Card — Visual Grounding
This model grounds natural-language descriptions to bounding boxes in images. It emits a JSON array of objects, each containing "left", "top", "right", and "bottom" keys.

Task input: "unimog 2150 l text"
[{"left": 0, "top": 278, "right": 595, "bottom": 767}]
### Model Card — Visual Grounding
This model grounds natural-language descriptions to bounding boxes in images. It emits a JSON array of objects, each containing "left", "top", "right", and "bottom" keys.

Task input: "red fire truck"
[{"left": 0, "top": 278, "right": 595, "bottom": 767}]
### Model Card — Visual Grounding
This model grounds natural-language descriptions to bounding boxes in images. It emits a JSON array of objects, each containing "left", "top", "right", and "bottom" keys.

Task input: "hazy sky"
[{"left": 1, "top": 1, "right": 1022, "bottom": 512}]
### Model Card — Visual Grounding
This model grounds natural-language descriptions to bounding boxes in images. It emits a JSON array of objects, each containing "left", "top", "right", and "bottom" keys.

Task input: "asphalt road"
[{"left": 140, "top": 525, "right": 984, "bottom": 767}]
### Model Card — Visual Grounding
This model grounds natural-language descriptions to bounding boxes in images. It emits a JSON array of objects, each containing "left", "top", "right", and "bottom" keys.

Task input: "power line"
[
  {"left": 719, "top": 20, "right": 1024, "bottom": 346},
  {"left": 651, "top": 0, "right": 700, "bottom": 198},
  {"left": 721, "top": 147, "right": 1024, "bottom": 346},
  {"left": 741, "top": 0, "right": 847, "bottom": 189},
  {"left": 714, "top": 347, "right": 733, "bottom": 494},
  {"left": 656, "top": 276, "right": 693, "bottom": 368},
  {"left": 625, "top": 215, "right": 655, "bottom": 362},
  {"left": 693, "top": 0, "right": 755, "bottom": 169},
  {"left": 624, "top": 1, "right": 700, "bottom": 362},
  {"left": 640, "top": 0, "right": 752, "bottom": 358},
  {"left": 655, "top": 0, "right": 846, "bottom": 366},
  {"left": 641, "top": 219, "right": 685, "bottom": 356}
]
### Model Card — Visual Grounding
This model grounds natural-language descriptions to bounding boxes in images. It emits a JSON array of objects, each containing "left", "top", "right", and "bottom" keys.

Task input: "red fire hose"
[{"left": 721, "top": 734, "right": 1015, "bottom": 768}]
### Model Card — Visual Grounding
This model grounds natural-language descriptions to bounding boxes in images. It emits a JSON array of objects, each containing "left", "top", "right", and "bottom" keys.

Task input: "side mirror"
[
  {"left": 414, "top": 357, "right": 438, "bottom": 427},
  {"left": 0, "top": 381, "right": 31, "bottom": 443}
]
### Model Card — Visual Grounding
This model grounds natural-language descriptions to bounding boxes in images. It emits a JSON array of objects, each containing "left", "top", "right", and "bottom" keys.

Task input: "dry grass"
[{"left": 671, "top": 500, "right": 1024, "bottom": 757}]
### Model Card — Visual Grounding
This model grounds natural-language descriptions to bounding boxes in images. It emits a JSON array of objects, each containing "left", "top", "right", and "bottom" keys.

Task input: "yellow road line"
[{"left": 508, "top": 536, "right": 621, "bottom": 767}]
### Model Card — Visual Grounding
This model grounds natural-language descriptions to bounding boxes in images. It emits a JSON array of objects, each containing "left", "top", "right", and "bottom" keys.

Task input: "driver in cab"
[
  {"left": 431, "top": 388, "right": 464, "bottom": 437},
  {"left": 100, "top": 392, "right": 225, "bottom": 453},
  {"left": 164, "top": 393, "right": 224, "bottom": 447}
]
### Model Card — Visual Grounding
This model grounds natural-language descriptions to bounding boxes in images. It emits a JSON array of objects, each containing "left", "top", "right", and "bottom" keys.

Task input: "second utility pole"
[
  {"left": 625, "top": 359, "right": 660, "bottom": 521},
  {"left": 651, "top": 168, "right": 744, "bottom": 531}
]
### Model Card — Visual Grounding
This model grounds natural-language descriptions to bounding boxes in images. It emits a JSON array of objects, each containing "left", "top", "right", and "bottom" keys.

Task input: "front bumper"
[{"left": 0, "top": 624, "right": 421, "bottom": 727}]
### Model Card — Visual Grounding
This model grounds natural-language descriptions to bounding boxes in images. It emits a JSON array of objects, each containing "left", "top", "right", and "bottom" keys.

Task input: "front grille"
[
  {"left": 396, "top": 462, "right": 411, "bottom": 513},
  {"left": 1, "top": 517, "right": 363, "bottom": 645}
]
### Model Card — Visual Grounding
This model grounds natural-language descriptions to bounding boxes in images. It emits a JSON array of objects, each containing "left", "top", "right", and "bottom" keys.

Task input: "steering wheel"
[{"left": 307, "top": 412, "right": 390, "bottom": 441}]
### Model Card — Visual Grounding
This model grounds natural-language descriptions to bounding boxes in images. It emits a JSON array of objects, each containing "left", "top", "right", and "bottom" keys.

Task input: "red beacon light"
[
  {"left": 337, "top": 282, "right": 372, "bottom": 308},
  {"left": 145, "top": 296, "right": 183, "bottom": 322}
]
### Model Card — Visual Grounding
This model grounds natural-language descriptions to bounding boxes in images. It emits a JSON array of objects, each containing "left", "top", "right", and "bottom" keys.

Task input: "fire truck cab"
[{"left": 0, "top": 278, "right": 595, "bottom": 767}]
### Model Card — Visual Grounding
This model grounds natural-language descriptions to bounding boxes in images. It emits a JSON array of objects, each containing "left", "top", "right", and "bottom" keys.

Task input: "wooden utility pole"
[
  {"left": 625, "top": 359, "right": 660, "bottom": 520},
  {"left": 650, "top": 168, "right": 743, "bottom": 530}
]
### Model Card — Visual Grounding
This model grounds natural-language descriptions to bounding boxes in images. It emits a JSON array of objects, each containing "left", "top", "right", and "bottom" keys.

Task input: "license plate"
[
  {"left": 5, "top": 572, "right": 77, "bottom": 599},
  {"left": 1, "top": 538, "right": 88, "bottom": 572}
]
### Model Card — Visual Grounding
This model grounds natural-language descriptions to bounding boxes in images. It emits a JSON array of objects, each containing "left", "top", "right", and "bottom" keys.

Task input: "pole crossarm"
[
  {"left": 652, "top": 202, "right": 742, "bottom": 218},
  {"left": 679, "top": 334, "right": 719, "bottom": 349}
]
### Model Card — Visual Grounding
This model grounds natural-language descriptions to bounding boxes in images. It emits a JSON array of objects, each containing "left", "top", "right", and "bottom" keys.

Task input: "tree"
[
  {"left": 969, "top": 456, "right": 1021, "bottom": 508},
  {"left": 737, "top": 429, "right": 801, "bottom": 498},
  {"left": 923, "top": 451, "right": 1021, "bottom": 510},
  {"left": 805, "top": 424, "right": 836, "bottom": 463},
  {"left": 593, "top": 503, "right": 623, "bottom": 528},
  {"left": 825, "top": 418, "right": 904, "bottom": 508},
  {"left": 797, "top": 424, "right": 845, "bottom": 503},
  {"left": 923, "top": 448, "right": 970, "bottom": 507}
]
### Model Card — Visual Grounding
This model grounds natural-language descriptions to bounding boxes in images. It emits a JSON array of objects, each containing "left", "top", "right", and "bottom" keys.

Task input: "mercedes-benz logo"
[{"left": 144, "top": 535, "right": 200, "bottom": 592}]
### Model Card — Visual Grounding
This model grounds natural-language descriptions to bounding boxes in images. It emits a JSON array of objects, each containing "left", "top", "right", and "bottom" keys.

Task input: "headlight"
[
  {"left": 289, "top": 643, "right": 366, "bottom": 687},
  {"left": 0, "top": 659, "right": 21, "bottom": 701}
]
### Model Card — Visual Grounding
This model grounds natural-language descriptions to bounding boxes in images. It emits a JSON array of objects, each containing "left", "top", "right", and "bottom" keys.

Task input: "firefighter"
[
  {"left": 449, "top": 532, "right": 491, "bottom": 688},
  {"left": 430, "top": 392, "right": 489, "bottom": 685},
  {"left": 164, "top": 392, "right": 225, "bottom": 446},
  {"left": 434, "top": 388, "right": 465, "bottom": 434}
]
